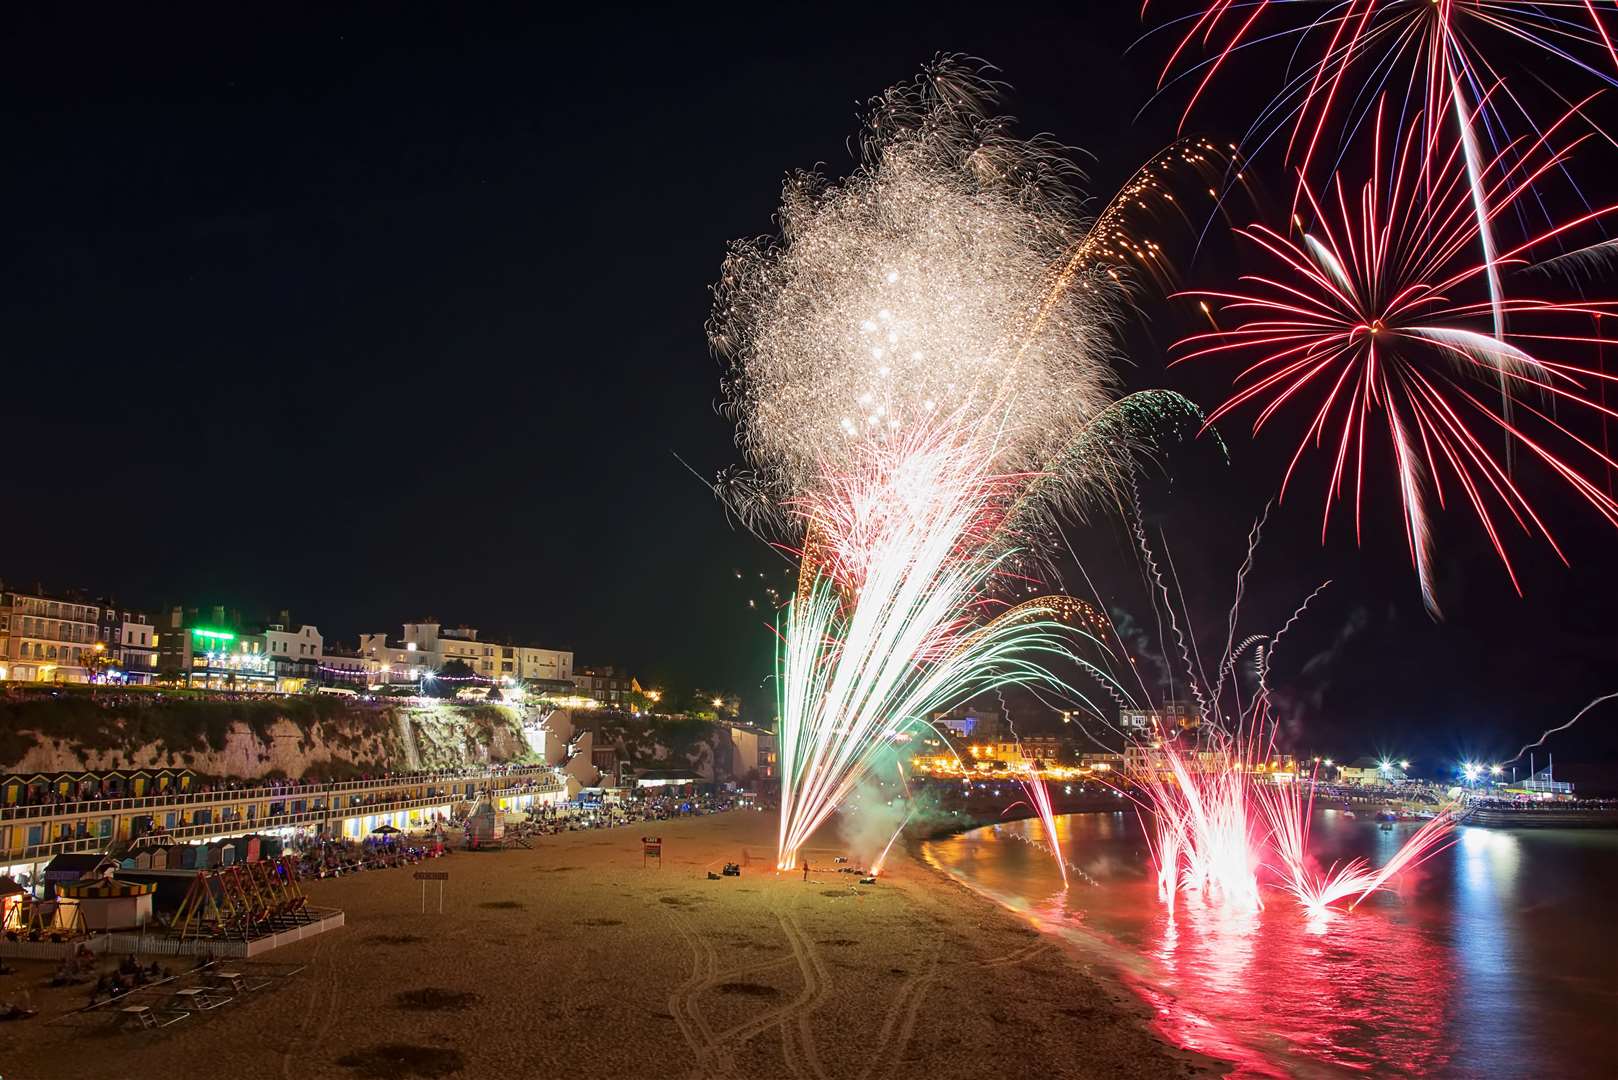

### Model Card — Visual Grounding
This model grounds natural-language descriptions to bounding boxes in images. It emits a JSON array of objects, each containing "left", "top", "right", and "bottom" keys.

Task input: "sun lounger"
[
  {"left": 171, "top": 987, "right": 231, "bottom": 1010},
  {"left": 117, "top": 1004, "right": 158, "bottom": 1029},
  {"left": 115, "top": 1003, "right": 185, "bottom": 1030}
]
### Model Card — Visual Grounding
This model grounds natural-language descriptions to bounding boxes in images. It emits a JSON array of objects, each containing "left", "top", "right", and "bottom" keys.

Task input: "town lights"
[
  {"left": 1400, "top": 760, "right": 1411, "bottom": 770},
  {"left": 1490, "top": 764, "right": 1503, "bottom": 777}
]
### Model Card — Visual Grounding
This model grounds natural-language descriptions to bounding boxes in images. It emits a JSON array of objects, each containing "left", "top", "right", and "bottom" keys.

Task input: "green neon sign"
[{"left": 192, "top": 628, "right": 236, "bottom": 642}]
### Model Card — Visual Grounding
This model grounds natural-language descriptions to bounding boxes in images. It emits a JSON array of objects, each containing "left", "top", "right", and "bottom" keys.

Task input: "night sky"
[{"left": 5, "top": 4, "right": 1615, "bottom": 770}]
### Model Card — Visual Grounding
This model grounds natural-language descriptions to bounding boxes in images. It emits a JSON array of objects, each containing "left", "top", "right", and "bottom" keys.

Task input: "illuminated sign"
[{"left": 191, "top": 628, "right": 236, "bottom": 642}]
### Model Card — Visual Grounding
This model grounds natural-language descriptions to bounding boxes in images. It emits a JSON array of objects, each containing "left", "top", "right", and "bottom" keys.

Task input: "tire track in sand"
[{"left": 664, "top": 901, "right": 808, "bottom": 1078}]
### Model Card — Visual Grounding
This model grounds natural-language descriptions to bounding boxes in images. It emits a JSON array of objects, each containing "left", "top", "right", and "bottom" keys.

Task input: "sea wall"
[{"left": 0, "top": 694, "right": 541, "bottom": 780}]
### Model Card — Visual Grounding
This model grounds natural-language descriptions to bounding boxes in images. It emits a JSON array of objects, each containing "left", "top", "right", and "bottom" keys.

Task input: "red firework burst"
[{"left": 1174, "top": 99, "right": 1618, "bottom": 613}]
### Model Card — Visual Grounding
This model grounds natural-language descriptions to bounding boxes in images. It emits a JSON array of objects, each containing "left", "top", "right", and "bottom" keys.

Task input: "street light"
[
  {"left": 1399, "top": 760, "right": 1410, "bottom": 770},
  {"left": 1490, "top": 764, "right": 1503, "bottom": 777}
]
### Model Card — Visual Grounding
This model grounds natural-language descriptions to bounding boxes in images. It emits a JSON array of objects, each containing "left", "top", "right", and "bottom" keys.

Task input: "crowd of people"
[
  {"left": 1466, "top": 795, "right": 1618, "bottom": 811},
  {"left": 521, "top": 791, "right": 747, "bottom": 835},
  {"left": 290, "top": 833, "right": 449, "bottom": 879}
]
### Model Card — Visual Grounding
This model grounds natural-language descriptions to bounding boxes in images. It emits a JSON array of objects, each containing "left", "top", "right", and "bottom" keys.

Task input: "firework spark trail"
[
  {"left": 997, "top": 685, "right": 1072, "bottom": 884},
  {"left": 870, "top": 805, "right": 916, "bottom": 877},
  {"left": 1019, "top": 776, "right": 1068, "bottom": 886},
  {"left": 1174, "top": 97, "right": 1618, "bottom": 613},
  {"left": 772, "top": 444, "right": 1106, "bottom": 868},
  {"left": 1504, "top": 688, "right": 1618, "bottom": 763}
]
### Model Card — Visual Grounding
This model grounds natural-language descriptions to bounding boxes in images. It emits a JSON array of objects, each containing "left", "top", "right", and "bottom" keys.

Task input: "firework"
[
  {"left": 1256, "top": 765, "right": 1457, "bottom": 917},
  {"left": 1150, "top": 1, "right": 1618, "bottom": 467},
  {"left": 1174, "top": 100, "right": 1618, "bottom": 613},
  {"left": 869, "top": 805, "right": 916, "bottom": 877},
  {"left": 1136, "top": 734, "right": 1266, "bottom": 912},
  {"left": 1091, "top": 517, "right": 1457, "bottom": 920},
  {"left": 1018, "top": 776, "right": 1069, "bottom": 885},
  {"left": 716, "top": 60, "right": 1214, "bottom": 870}
]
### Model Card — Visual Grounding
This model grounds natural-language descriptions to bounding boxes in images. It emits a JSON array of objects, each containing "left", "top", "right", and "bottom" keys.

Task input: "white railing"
[{"left": 0, "top": 765, "right": 552, "bottom": 822}]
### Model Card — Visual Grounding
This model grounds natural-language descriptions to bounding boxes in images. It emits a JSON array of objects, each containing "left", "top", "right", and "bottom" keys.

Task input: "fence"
[
  {"left": 0, "top": 908, "right": 345, "bottom": 960},
  {"left": 0, "top": 936, "right": 109, "bottom": 961}
]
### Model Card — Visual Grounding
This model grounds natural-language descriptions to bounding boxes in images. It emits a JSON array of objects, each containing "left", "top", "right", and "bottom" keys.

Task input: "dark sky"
[{"left": 5, "top": 3, "right": 1615, "bottom": 769}]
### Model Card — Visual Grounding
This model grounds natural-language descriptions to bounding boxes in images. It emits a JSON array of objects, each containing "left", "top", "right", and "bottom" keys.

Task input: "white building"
[
  {"left": 0, "top": 587, "right": 102, "bottom": 682},
  {"left": 265, "top": 623, "right": 324, "bottom": 664},
  {"left": 359, "top": 620, "right": 572, "bottom": 686},
  {"left": 114, "top": 616, "right": 159, "bottom": 683},
  {"left": 357, "top": 632, "right": 437, "bottom": 682},
  {"left": 517, "top": 646, "right": 571, "bottom": 682}
]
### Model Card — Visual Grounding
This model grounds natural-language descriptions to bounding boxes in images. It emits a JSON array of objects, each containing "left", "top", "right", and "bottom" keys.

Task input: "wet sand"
[{"left": 1, "top": 810, "right": 1216, "bottom": 1079}]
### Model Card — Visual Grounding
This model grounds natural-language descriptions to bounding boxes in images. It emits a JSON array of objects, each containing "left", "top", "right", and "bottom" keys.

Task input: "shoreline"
[{"left": 2, "top": 809, "right": 1215, "bottom": 1080}]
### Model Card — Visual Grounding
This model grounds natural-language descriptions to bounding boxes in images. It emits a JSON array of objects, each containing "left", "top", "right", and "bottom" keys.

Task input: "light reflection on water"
[{"left": 922, "top": 812, "right": 1618, "bottom": 1078}]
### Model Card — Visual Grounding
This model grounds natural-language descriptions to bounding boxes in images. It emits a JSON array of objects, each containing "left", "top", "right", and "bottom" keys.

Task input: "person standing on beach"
[{"left": 801, "top": 858, "right": 809, "bottom": 882}]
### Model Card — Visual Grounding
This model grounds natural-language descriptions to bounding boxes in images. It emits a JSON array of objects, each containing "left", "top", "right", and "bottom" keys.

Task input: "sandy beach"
[{"left": 1, "top": 810, "right": 1214, "bottom": 1079}]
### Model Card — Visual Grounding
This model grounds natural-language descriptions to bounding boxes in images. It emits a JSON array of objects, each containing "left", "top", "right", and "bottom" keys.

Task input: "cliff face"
[
  {"left": 569, "top": 712, "right": 748, "bottom": 782},
  {"left": 0, "top": 695, "right": 540, "bottom": 780}
]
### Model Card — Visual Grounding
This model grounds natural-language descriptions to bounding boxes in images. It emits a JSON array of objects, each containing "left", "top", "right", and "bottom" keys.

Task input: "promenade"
[{"left": 1, "top": 765, "right": 564, "bottom": 880}]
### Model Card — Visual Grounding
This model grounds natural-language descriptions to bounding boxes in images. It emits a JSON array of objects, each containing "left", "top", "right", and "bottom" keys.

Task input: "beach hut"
[
  {"left": 23, "top": 774, "right": 52, "bottom": 803},
  {"left": 229, "top": 835, "right": 262, "bottom": 864},
  {"left": 54, "top": 877, "right": 155, "bottom": 931},
  {"left": 101, "top": 771, "right": 128, "bottom": 798},
  {"left": 175, "top": 769, "right": 196, "bottom": 794},
  {"left": 153, "top": 769, "right": 180, "bottom": 794},
  {"left": 2, "top": 775, "right": 22, "bottom": 805},
  {"left": 50, "top": 773, "right": 75, "bottom": 799},
  {"left": 129, "top": 770, "right": 153, "bottom": 798},
  {"left": 41, "top": 854, "right": 116, "bottom": 897},
  {"left": 71, "top": 772, "right": 100, "bottom": 800}
]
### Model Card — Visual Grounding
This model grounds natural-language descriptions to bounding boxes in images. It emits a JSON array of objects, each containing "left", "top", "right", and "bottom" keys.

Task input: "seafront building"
[
  {"left": 0, "top": 581, "right": 621, "bottom": 701},
  {"left": 359, "top": 620, "right": 574, "bottom": 687},
  {"left": 0, "top": 586, "right": 104, "bottom": 683}
]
